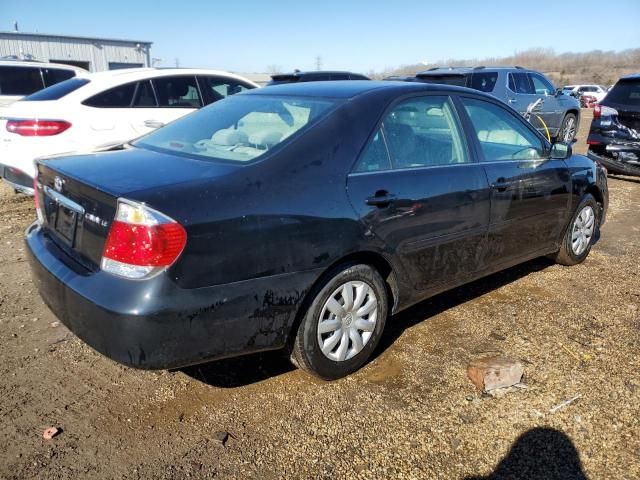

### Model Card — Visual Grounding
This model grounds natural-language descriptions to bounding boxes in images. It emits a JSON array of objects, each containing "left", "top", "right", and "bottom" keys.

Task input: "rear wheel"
[
  {"left": 553, "top": 194, "right": 598, "bottom": 266},
  {"left": 291, "top": 264, "right": 388, "bottom": 380},
  {"left": 558, "top": 113, "right": 577, "bottom": 143}
]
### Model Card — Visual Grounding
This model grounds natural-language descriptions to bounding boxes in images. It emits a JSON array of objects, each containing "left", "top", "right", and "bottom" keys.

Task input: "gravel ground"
[{"left": 0, "top": 140, "right": 638, "bottom": 478}]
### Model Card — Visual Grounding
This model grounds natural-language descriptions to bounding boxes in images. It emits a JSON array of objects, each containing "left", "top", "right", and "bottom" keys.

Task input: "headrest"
[
  {"left": 211, "top": 129, "right": 248, "bottom": 146},
  {"left": 249, "top": 130, "right": 283, "bottom": 147}
]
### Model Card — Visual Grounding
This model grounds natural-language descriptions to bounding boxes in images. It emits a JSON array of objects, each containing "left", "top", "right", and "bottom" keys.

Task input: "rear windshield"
[
  {"left": 135, "top": 94, "right": 339, "bottom": 163},
  {"left": 604, "top": 79, "right": 640, "bottom": 107},
  {"left": 416, "top": 74, "right": 468, "bottom": 87},
  {"left": 22, "top": 78, "right": 90, "bottom": 101}
]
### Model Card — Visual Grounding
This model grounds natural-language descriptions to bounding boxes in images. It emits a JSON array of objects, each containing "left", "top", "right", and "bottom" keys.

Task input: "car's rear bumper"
[{"left": 26, "top": 222, "right": 321, "bottom": 370}]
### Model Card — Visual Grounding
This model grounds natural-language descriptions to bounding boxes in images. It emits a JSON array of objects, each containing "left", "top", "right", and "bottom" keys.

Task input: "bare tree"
[{"left": 266, "top": 64, "right": 283, "bottom": 74}]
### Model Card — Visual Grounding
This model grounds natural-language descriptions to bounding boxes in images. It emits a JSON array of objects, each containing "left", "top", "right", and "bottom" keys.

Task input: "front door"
[
  {"left": 459, "top": 96, "right": 571, "bottom": 268},
  {"left": 346, "top": 95, "right": 490, "bottom": 292}
]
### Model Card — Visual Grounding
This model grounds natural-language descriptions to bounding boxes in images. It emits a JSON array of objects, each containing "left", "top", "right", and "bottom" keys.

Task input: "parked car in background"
[
  {"left": 266, "top": 70, "right": 369, "bottom": 86},
  {"left": 580, "top": 95, "right": 599, "bottom": 109},
  {"left": 413, "top": 66, "right": 581, "bottom": 142},
  {"left": 587, "top": 73, "right": 640, "bottom": 176},
  {"left": 26, "top": 81, "right": 607, "bottom": 380},
  {"left": 0, "top": 68, "right": 258, "bottom": 193},
  {"left": 564, "top": 84, "right": 608, "bottom": 103},
  {"left": 0, "top": 59, "right": 87, "bottom": 108}
]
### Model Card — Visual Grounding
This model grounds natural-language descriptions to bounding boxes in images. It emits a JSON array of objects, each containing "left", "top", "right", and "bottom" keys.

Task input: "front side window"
[
  {"left": 135, "top": 95, "right": 338, "bottom": 163},
  {"left": 153, "top": 76, "right": 202, "bottom": 108},
  {"left": 198, "top": 76, "right": 253, "bottom": 105},
  {"left": 355, "top": 96, "right": 468, "bottom": 172},
  {"left": 508, "top": 72, "right": 534, "bottom": 94},
  {"left": 530, "top": 73, "right": 555, "bottom": 95},
  {"left": 0, "top": 66, "right": 44, "bottom": 95},
  {"left": 83, "top": 81, "right": 136, "bottom": 107},
  {"left": 461, "top": 97, "right": 545, "bottom": 161}
]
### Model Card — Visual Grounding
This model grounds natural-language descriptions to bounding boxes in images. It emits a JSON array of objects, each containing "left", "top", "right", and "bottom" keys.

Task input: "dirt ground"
[{"left": 1, "top": 119, "right": 639, "bottom": 479}]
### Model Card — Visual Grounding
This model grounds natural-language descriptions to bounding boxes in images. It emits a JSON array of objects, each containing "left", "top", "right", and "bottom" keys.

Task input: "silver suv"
[{"left": 413, "top": 66, "right": 581, "bottom": 142}]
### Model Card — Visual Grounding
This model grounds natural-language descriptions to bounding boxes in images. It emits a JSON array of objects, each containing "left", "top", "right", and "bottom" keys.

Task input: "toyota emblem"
[{"left": 54, "top": 176, "right": 64, "bottom": 192}]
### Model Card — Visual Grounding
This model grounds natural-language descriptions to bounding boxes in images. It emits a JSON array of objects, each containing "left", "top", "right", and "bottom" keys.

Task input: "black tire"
[
  {"left": 290, "top": 263, "right": 388, "bottom": 380},
  {"left": 558, "top": 113, "right": 577, "bottom": 143},
  {"left": 553, "top": 194, "right": 599, "bottom": 266}
]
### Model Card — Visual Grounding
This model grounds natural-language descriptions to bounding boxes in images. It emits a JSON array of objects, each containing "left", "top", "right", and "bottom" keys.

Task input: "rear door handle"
[
  {"left": 144, "top": 120, "right": 165, "bottom": 128},
  {"left": 490, "top": 180, "right": 513, "bottom": 192},
  {"left": 366, "top": 190, "right": 395, "bottom": 208}
]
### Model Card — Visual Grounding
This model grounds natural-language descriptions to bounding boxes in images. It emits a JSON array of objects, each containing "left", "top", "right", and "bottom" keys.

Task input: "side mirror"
[{"left": 550, "top": 142, "right": 572, "bottom": 160}]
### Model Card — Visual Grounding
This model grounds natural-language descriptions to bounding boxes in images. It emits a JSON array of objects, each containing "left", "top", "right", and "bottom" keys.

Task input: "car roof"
[
  {"left": 272, "top": 70, "right": 364, "bottom": 78},
  {"left": 41, "top": 68, "right": 260, "bottom": 102},
  {"left": 246, "top": 80, "right": 476, "bottom": 99},
  {"left": 0, "top": 59, "right": 87, "bottom": 72},
  {"left": 417, "top": 66, "right": 528, "bottom": 75}
]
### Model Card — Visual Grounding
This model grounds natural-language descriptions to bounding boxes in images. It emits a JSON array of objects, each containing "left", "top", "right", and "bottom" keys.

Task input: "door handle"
[
  {"left": 507, "top": 98, "right": 517, "bottom": 104},
  {"left": 366, "top": 190, "right": 395, "bottom": 208},
  {"left": 490, "top": 180, "right": 513, "bottom": 192},
  {"left": 144, "top": 120, "right": 165, "bottom": 128}
]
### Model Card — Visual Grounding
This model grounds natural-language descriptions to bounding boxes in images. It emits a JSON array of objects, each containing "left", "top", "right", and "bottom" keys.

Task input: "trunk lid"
[{"left": 35, "top": 145, "right": 238, "bottom": 271}]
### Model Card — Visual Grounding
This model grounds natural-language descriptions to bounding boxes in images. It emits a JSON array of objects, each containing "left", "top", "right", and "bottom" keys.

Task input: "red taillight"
[
  {"left": 103, "top": 221, "right": 186, "bottom": 267},
  {"left": 593, "top": 105, "right": 618, "bottom": 119},
  {"left": 6, "top": 119, "right": 71, "bottom": 137},
  {"left": 101, "top": 200, "right": 186, "bottom": 279}
]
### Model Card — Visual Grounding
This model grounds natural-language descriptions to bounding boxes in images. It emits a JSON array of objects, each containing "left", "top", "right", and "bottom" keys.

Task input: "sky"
[{"left": 3, "top": 0, "right": 640, "bottom": 73}]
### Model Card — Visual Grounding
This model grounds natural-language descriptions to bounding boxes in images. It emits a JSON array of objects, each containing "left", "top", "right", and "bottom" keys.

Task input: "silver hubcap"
[
  {"left": 317, "top": 281, "right": 378, "bottom": 362},
  {"left": 563, "top": 117, "right": 576, "bottom": 142},
  {"left": 571, "top": 205, "right": 595, "bottom": 255}
]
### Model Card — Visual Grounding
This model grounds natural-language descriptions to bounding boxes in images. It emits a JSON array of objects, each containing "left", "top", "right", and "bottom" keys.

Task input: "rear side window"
[
  {"left": 153, "top": 76, "right": 202, "bottom": 108},
  {"left": 22, "top": 78, "right": 90, "bottom": 101},
  {"left": 132, "top": 80, "right": 157, "bottom": 107},
  {"left": 416, "top": 75, "right": 468, "bottom": 87},
  {"left": 0, "top": 66, "right": 44, "bottom": 95},
  {"left": 604, "top": 80, "right": 640, "bottom": 106},
  {"left": 42, "top": 68, "right": 76, "bottom": 87},
  {"left": 470, "top": 72, "right": 498, "bottom": 92},
  {"left": 508, "top": 72, "right": 534, "bottom": 94},
  {"left": 198, "top": 76, "right": 253, "bottom": 105},
  {"left": 83, "top": 81, "right": 137, "bottom": 107},
  {"left": 355, "top": 95, "right": 468, "bottom": 171}
]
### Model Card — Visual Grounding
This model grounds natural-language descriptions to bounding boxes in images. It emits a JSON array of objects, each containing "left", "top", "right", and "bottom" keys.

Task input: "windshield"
[
  {"left": 605, "top": 79, "right": 640, "bottom": 107},
  {"left": 135, "top": 94, "right": 339, "bottom": 163},
  {"left": 21, "top": 77, "right": 89, "bottom": 101}
]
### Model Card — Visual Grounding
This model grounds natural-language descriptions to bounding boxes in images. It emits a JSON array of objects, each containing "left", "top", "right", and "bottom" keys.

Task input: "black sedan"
[{"left": 26, "top": 81, "right": 608, "bottom": 379}]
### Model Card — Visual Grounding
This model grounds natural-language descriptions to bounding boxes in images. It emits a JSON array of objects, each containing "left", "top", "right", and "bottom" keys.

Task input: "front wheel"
[
  {"left": 290, "top": 264, "right": 388, "bottom": 380},
  {"left": 558, "top": 113, "right": 577, "bottom": 143},
  {"left": 553, "top": 194, "right": 599, "bottom": 266}
]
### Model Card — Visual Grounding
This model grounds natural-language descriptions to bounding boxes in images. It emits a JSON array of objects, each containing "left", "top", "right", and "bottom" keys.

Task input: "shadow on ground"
[
  {"left": 183, "top": 256, "right": 555, "bottom": 388},
  {"left": 466, "top": 427, "right": 587, "bottom": 480}
]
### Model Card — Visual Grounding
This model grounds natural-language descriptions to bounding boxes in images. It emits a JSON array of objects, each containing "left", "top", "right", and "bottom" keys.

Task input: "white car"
[
  {"left": 562, "top": 84, "right": 608, "bottom": 103},
  {"left": 0, "top": 59, "right": 87, "bottom": 108},
  {"left": 0, "top": 68, "right": 258, "bottom": 193}
]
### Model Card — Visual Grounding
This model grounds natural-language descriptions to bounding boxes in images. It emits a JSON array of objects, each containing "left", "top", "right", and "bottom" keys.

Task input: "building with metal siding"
[{"left": 0, "top": 32, "right": 152, "bottom": 72}]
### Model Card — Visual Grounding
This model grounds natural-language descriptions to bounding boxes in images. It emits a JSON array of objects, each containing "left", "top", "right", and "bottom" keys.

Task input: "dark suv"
[
  {"left": 587, "top": 74, "right": 640, "bottom": 176},
  {"left": 412, "top": 67, "right": 581, "bottom": 142},
  {"left": 266, "top": 70, "right": 369, "bottom": 86}
]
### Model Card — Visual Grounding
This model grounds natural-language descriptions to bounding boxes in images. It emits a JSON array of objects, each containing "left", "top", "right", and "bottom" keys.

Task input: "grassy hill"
[{"left": 375, "top": 48, "right": 640, "bottom": 87}]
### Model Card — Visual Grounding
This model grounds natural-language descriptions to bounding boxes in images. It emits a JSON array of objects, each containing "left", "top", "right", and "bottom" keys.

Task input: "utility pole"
[{"left": 315, "top": 55, "right": 322, "bottom": 71}]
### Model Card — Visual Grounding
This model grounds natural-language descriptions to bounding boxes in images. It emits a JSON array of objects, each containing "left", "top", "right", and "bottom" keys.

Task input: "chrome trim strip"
[{"left": 44, "top": 186, "right": 85, "bottom": 214}]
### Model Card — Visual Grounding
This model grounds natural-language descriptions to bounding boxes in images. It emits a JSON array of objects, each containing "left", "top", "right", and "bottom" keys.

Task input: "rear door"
[
  {"left": 458, "top": 96, "right": 571, "bottom": 267},
  {"left": 346, "top": 94, "right": 490, "bottom": 292}
]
